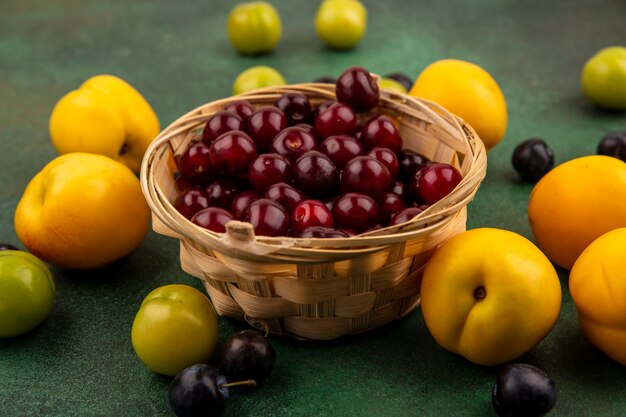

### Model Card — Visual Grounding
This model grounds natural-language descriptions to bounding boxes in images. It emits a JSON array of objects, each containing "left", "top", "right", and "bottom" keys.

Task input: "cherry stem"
[{"left": 221, "top": 380, "right": 257, "bottom": 389}]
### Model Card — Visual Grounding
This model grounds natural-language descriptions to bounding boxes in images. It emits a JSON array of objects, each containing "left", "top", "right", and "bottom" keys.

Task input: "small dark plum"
[
  {"left": 265, "top": 182, "right": 307, "bottom": 212},
  {"left": 168, "top": 364, "right": 229, "bottom": 417},
  {"left": 293, "top": 151, "right": 339, "bottom": 198},
  {"left": 248, "top": 153, "right": 292, "bottom": 193},
  {"left": 512, "top": 138, "right": 555, "bottom": 182},
  {"left": 341, "top": 156, "right": 393, "bottom": 198},
  {"left": 178, "top": 143, "right": 216, "bottom": 185},
  {"left": 246, "top": 106, "right": 288, "bottom": 152},
  {"left": 206, "top": 179, "right": 240, "bottom": 209},
  {"left": 209, "top": 131, "right": 257, "bottom": 176},
  {"left": 291, "top": 200, "right": 334, "bottom": 236},
  {"left": 270, "top": 126, "right": 317, "bottom": 163},
  {"left": 384, "top": 72, "right": 414, "bottom": 92},
  {"left": 398, "top": 149, "right": 430, "bottom": 182},
  {"left": 315, "top": 103, "right": 357, "bottom": 139},
  {"left": 597, "top": 131, "right": 626, "bottom": 162},
  {"left": 191, "top": 207, "right": 234, "bottom": 233},
  {"left": 245, "top": 199, "right": 289, "bottom": 237},
  {"left": 319, "top": 135, "right": 364, "bottom": 169},
  {"left": 274, "top": 93, "right": 313, "bottom": 126},
  {"left": 231, "top": 190, "right": 260, "bottom": 220},
  {"left": 224, "top": 100, "right": 254, "bottom": 121},
  {"left": 219, "top": 329, "right": 276, "bottom": 384},
  {"left": 389, "top": 207, "right": 424, "bottom": 226},
  {"left": 300, "top": 226, "right": 350, "bottom": 238},
  {"left": 416, "top": 163, "right": 462, "bottom": 204},
  {"left": 335, "top": 66, "right": 380, "bottom": 113},
  {"left": 0, "top": 243, "right": 19, "bottom": 251},
  {"left": 360, "top": 115, "right": 403, "bottom": 153},
  {"left": 174, "top": 187, "right": 210, "bottom": 220},
  {"left": 202, "top": 111, "right": 244, "bottom": 144},
  {"left": 492, "top": 363, "right": 557, "bottom": 417},
  {"left": 332, "top": 192, "right": 380, "bottom": 233},
  {"left": 366, "top": 147, "right": 399, "bottom": 180}
]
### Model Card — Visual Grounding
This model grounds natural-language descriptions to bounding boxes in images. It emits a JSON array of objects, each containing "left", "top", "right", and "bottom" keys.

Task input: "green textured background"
[{"left": 2, "top": 0, "right": 626, "bottom": 416}]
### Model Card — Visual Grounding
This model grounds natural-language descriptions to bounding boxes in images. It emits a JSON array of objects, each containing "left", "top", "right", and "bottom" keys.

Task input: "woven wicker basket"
[{"left": 140, "top": 83, "right": 487, "bottom": 340}]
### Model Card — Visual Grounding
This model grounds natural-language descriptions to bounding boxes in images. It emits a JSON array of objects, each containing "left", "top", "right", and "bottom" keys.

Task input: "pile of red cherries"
[{"left": 173, "top": 66, "right": 462, "bottom": 238}]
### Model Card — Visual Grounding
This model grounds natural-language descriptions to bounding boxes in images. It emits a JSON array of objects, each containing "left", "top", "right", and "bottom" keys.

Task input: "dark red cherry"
[
  {"left": 418, "top": 163, "right": 463, "bottom": 204},
  {"left": 264, "top": 182, "right": 307, "bottom": 212},
  {"left": 178, "top": 142, "right": 216, "bottom": 185},
  {"left": 319, "top": 135, "right": 364, "bottom": 169},
  {"left": 191, "top": 207, "right": 234, "bottom": 233},
  {"left": 360, "top": 116, "right": 402, "bottom": 153},
  {"left": 202, "top": 111, "right": 244, "bottom": 144},
  {"left": 312, "top": 100, "right": 336, "bottom": 120},
  {"left": 392, "top": 181, "right": 409, "bottom": 203},
  {"left": 322, "top": 195, "right": 339, "bottom": 213},
  {"left": 332, "top": 192, "right": 380, "bottom": 233},
  {"left": 314, "top": 103, "right": 357, "bottom": 139},
  {"left": 291, "top": 200, "right": 334, "bottom": 236},
  {"left": 398, "top": 149, "right": 430, "bottom": 181},
  {"left": 341, "top": 156, "right": 392, "bottom": 197},
  {"left": 248, "top": 153, "right": 292, "bottom": 193},
  {"left": 389, "top": 207, "right": 424, "bottom": 226},
  {"left": 224, "top": 100, "right": 254, "bottom": 121},
  {"left": 206, "top": 178, "right": 240, "bottom": 209},
  {"left": 209, "top": 131, "right": 257, "bottom": 176},
  {"left": 245, "top": 199, "right": 289, "bottom": 237},
  {"left": 366, "top": 147, "right": 399, "bottom": 180},
  {"left": 270, "top": 126, "right": 317, "bottom": 163},
  {"left": 246, "top": 106, "right": 288, "bottom": 152},
  {"left": 299, "top": 226, "right": 349, "bottom": 238},
  {"left": 231, "top": 190, "right": 260, "bottom": 220},
  {"left": 174, "top": 187, "right": 210, "bottom": 220},
  {"left": 294, "top": 123, "right": 318, "bottom": 141},
  {"left": 408, "top": 165, "right": 430, "bottom": 204},
  {"left": 293, "top": 151, "right": 339, "bottom": 198},
  {"left": 379, "top": 193, "right": 406, "bottom": 223},
  {"left": 335, "top": 66, "right": 380, "bottom": 113},
  {"left": 274, "top": 93, "right": 313, "bottom": 126}
]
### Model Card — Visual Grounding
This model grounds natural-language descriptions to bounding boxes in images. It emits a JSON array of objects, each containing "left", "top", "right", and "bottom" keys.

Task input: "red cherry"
[
  {"left": 293, "top": 151, "right": 339, "bottom": 198},
  {"left": 274, "top": 93, "right": 313, "bottom": 126},
  {"left": 360, "top": 116, "right": 402, "bottom": 153},
  {"left": 392, "top": 181, "right": 409, "bottom": 203},
  {"left": 379, "top": 193, "right": 406, "bottom": 223},
  {"left": 264, "top": 182, "right": 307, "bottom": 212},
  {"left": 299, "top": 226, "right": 349, "bottom": 238},
  {"left": 191, "top": 207, "right": 234, "bottom": 233},
  {"left": 270, "top": 126, "right": 317, "bottom": 163},
  {"left": 417, "top": 163, "right": 462, "bottom": 204},
  {"left": 314, "top": 103, "right": 357, "bottom": 139},
  {"left": 389, "top": 207, "right": 424, "bottom": 226},
  {"left": 335, "top": 66, "right": 380, "bottom": 113},
  {"left": 224, "top": 100, "right": 254, "bottom": 121},
  {"left": 231, "top": 190, "right": 260, "bottom": 220},
  {"left": 209, "top": 131, "right": 257, "bottom": 176},
  {"left": 178, "top": 142, "right": 216, "bottom": 185},
  {"left": 332, "top": 192, "right": 380, "bottom": 233},
  {"left": 341, "top": 156, "right": 392, "bottom": 197},
  {"left": 206, "top": 178, "right": 240, "bottom": 209},
  {"left": 174, "top": 187, "right": 210, "bottom": 220},
  {"left": 398, "top": 149, "right": 430, "bottom": 181},
  {"left": 291, "top": 200, "right": 334, "bottom": 236},
  {"left": 408, "top": 165, "right": 430, "bottom": 203},
  {"left": 248, "top": 153, "right": 292, "bottom": 193},
  {"left": 246, "top": 106, "right": 287, "bottom": 152},
  {"left": 245, "top": 199, "right": 289, "bottom": 237},
  {"left": 366, "top": 147, "right": 399, "bottom": 180},
  {"left": 319, "top": 135, "right": 364, "bottom": 169},
  {"left": 202, "top": 111, "right": 244, "bottom": 144}
]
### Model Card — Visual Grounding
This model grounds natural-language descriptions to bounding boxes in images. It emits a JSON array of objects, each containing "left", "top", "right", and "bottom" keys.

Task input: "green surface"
[{"left": 2, "top": 0, "right": 626, "bottom": 416}]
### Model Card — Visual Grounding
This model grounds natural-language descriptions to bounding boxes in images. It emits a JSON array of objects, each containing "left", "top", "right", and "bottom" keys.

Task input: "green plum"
[
  {"left": 233, "top": 66, "right": 286, "bottom": 95},
  {"left": 227, "top": 1, "right": 282, "bottom": 55},
  {"left": 581, "top": 46, "right": 626, "bottom": 110},
  {"left": 315, "top": 0, "right": 367, "bottom": 49},
  {"left": 0, "top": 250, "right": 55, "bottom": 338}
]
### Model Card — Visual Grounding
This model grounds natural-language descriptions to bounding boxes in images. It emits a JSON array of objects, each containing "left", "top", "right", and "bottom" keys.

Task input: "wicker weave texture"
[{"left": 140, "top": 83, "right": 487, "bottom": 340}]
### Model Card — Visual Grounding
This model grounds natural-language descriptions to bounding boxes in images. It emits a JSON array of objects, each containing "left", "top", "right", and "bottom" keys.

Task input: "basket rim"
[{"left": 139, "top": 83, "right": 487, "bottom": 260}]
